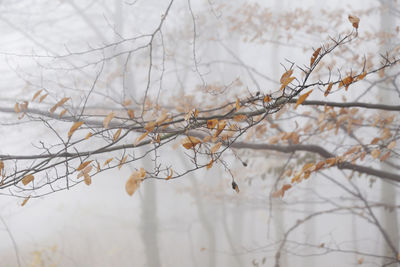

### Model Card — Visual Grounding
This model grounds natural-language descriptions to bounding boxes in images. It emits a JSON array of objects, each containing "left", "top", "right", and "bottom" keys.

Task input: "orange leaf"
[
  {"left": 59, "top": 109, "right": 67, "bottom": 118},
  {"left": 144, "top": 121, "right": 156, "bottom": 132},
  {"left": 324, "top": 82, "right": 333, "bottom": 97},
  {"left": 214, "top": 120, "right": 227, "bottom": 137},
  {"left": 122, "top": 99, "right": 132, "bottom": 106},
  {"left": 357, "top": 71, "right": 367, "bottom": 81},
  {"left": 32, "top": 89, "right": 43, "bottom": 101},
  {"left": 380, "top": 151, "right": 391, "bottom": 162},
  {"left": 39, "top": 93, "right": 48, "bottom": 103},
  {"left": 125, "top": 171, "right": 143, "bottom": 196},
  {"left": 264, "top": 95, "right": 272, "bottom": 102},
  {"left": 235, "top": 98, "right": 240, "bottom": 111},
  {"left": 127, "top": 109, "right": 135, "bottom": 119},
  {"left": 134, "top": 132, "right": 149, "bottom": 146},
  {"left": 310, "top": 47, "right": 321, "bottom": 67},
  {"left": 206, "top": 159, "right": 213, "bottom": 170},
  {"left": 68, "top": 121, "right": 84, "bottom": 138},
  {"left": 371, "top": 149, "right": 380, "bottom": 159},
  {"left": 103, "top": 158, "right": 113, "bottom": 166},
  {"left": 280, "top": 69, "right": 293, "bottom": 84},
  {"left": 113, "top": 128, "right": 122, "bottom": 141},
  {"left": 14, "top": 103, "right": 20, "bottom": 113},
  {"left": 233, "top": 114, "right": 247, "bottom": 122},
  {"left": 348, "top": 15, "right": 360, "bottom": 29},
  {"left": 22, "top": 174, "right": 34, "bottom": 186},
  {"left": 85, "top": 132, "right": 92, "bottom": 140},
  {"left": 84, "top": 173, "right": 92, "bottom": 185},
  {"left": 295, "top": 89, "right": 313, "bottom": 109},
  {"left": 181, "top": 136, "right": 201, "bottom": 149},
  {"left": 21, "top": 196, "right": 31, "bottom": 206},
  {"left": 77, "top": 160, "right": 93, "bottom": 171},
  {"left": 387, "top": 141, "right": 396, "bottom": 150},
  {"left": 166, "top": 169, "right": 173, "bottom": 180},
  {"left": 207, "top": 119, "right": 218, "bottom": 129},
  {"left": 210, "top": 142, "right": 222, "bottom": 154},
  {"left": 103, "top": 112, "right": 115, "bottom": 129},
  {"left": 118, "top": 155, "right": 128, "bottom": 170}
]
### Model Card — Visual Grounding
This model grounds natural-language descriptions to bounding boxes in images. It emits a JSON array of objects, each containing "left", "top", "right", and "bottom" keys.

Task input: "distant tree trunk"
[
  {"left": 379, "top": 0, "right": 399, "bottom": 263},
  {"left": 114, "top": 2, "right": 161, "bottom": 266}
]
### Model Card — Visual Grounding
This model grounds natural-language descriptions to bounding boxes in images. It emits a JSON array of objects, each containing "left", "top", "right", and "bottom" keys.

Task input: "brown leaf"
[
  {"left": 348, "top": 15, "right": 360, "bottom": 29},
  {"left": 357, "top": 71, "right": 367, "bottom": 81},
  {"left": 156, "top": 113, "right": 169, "bottom": 125},
  {"left": 235, "top": 98, "right": 240, "bottom": 111},
  {"left": 210, "top": 142, "right": 222, "bottom": 154},
  {"left": 77, "top": 165, "right": 93, "bottom": 179},
  {"left": 380, "top": 151, "right": 391, "bottom": 162},
  {"left": 127, "top": 109, "right": 135, "bottom": 119},
  {"left": 122, "top": 99, "right": 132, "bottom": 106},
  {"left": 233, "top": 114, "right": 247, "bottom": 122},
  {"left": 85, "top": 132, "right": 93, "bottom": 140},
  {"left": 214, "top": 120, "right": 227, "bottom": 137},
  {"left": 39, "top": 93, "right": 48, "bottom": 103},
  {"left": 295, "top": 89, "right": 313, "bottom": 109},
  {"left": 387, "top": 141, "right": 396, "bottom": 150},
  {"left": 206, "top": 159, "right": 213, "bottom": 170},
  {"left": 181, "top": 136, "right": 202, "bottom": 149},
  {"left": 32, "top": 89, "right": 43, "bottom": 101},
  {"left": 264, "top": 95, "right": 272, "bottom": 102},
  {"left": 232, "top": 181, "right": 240, "bottom": 193},
  {"left": 371, "top": 149, "right": 380, "bottom": 159},
  {"left": 324, "top": 82, "right": 333, "bottom": 97},
  {"left": 125, "top": 172, "right": 143, "bottom": 196},
  {"left": 84, "top": 173, "right": 92, "bottom": 185},
  {"left": 280, "top": 69, "right": 293, "bottom": 84},
  {"left": 207, "top": 119, "right": 218, "bottom": 129},
  {"left": 68, "top": 121, "right": 84, "bottom": 138},
  {"left": 14, "top": 103, "right": 20, "bottom": 113},
  {"left": 310, "top": 47, "right": 321, "bottom": 67},
  {"left": 59, "top": 109, "right": 67, "bottom": 118},
  {"left": 22, "top": 174, "right": 34, "bottom": 186},
  {"left": 113, "top": 128, "right": 122, "bottom": 141},
  {"left": 103, "top": 158, "right": 113, "bottom": 166},
  {"left": 21, "top": 196, "right": 31, "bottom": 206},
  {"left": 103, "top": 112, "right": 115, "bottom": 129},
  {"left": 166, "top": 169, "right": 173, "bottom": 180},
  {"left": 134, "top": 132, "right": 149, "bottom": 146},
  {"left": 118, "top": 155, "right": 128, "bottom": 170},
  {"left": 77, "top": 160, "right": 93, "bottom": 171},
  {"left": 144, "top": 121, "right": 156, "bottom": 132}
]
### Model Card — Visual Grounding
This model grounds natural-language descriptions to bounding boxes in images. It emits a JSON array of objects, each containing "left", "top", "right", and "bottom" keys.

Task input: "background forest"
[{"left": 0, "top": 0, "right": 399, "bottom": 266}]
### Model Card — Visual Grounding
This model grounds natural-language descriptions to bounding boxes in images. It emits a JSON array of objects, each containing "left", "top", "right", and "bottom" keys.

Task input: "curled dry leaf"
[
  {"left": 210, "top": 142, "right": 222, "bottom": 154},
  {"left": 324, "top": 82, "right": 333, "bottom": 97},
  {"left": 39, "top": 93, "right": 48, "bottom": 103},
  {"left": 77, "top": 165, "right": 93, "bottom": 179},
  {"left": 371, "top": 149, "right": 380, "bottom": 159},
  {"left": 77, "top": 160, "right": 93, "bottom": 171},
  {"left": 348, "top": 15, "right": 360, "bottom": 29},
  {"left": 85, "top": 132, "right": 92, "bottom": 140},
  {"left": 127, "top": 109, "right": 135, "bottom": 119},
  {"left": 181, "top": 136, "right": 201, "bottom": 149},
  {"left": 14, "top": 103, "right": 20, "bottom": 113},
  {"left": 264, "top": 95, "right": 271, "bottom": 102},
  {"left": 206, "top": 159, "right": 213, "bottom": 170},
  {"left": 68, "top": 121, "right": 84, "bottom": 138},
  {"left": 59, "top": 109, "right": 67, "bottom": 118},
  {"left": 156, "top": 113, "right": 169, "bottom": 125},
  {"left": 310, "top": 47, "right": 321, "bottom": 67},
  {"left": 166, "top": 169, "right": 173, "bottom": 180},
  {"left": 295, "top": 89, "right": 313, "bottom": 109},
  {"left": 22, "top": 174, "right": 34, "bottom": 186},
  {"left": 32, "top": 89, "right": 43, "bottom": 101},
  {"left": 232, "top": 181, "right": 240, "bottom": 193},
  {"left": 84, "top": 173, "right": 91, "bottom": 186},
  {"left": 103, "top": 112, "right": 115, "bottom": 129},
  {"left": 125, "top": 168, "right": 145, "bottom": 196},
  {"left": 103, "top": 158, "right": 113, "bottom": 166},
  {"left": 134, "top": 132, "right": 149, "bottom": 146},
  {"left": 214, "top": 120, "right": 227, "bottom": 137},
  {"left": 144, "top": 121, "right": 156, "bottom": 132},
  {"left": 271, "top": 184, "right": 292, "bottom": 198},
  {"left": 118, "top": 155, "right": 128, "bottom": 170},
  {"left": 207, "top": 119, "right": 218, "bottom": 129},
  {"left": 387, "top": 141, "right": 396, "bottom": 150},
  {"left": 280, "top": 69, "right": 293, "bottom": 84},
  {"left": 380, "top": 151, "right": 391, "bottom": 162},
  {"left": 113, "top": 128, "right": 122, "bottom": 141},
  {"left": 0, "top": 160, "right": 4, "bottom": 173},
  {"left": 21, "top": 196, "right": 31, "bottom": 206}
]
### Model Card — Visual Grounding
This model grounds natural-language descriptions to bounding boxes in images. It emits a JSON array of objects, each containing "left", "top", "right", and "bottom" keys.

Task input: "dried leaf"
[
  {"left": 207, "top": 119, "right": 218, "bottom": 129},
  {"left": 127, "top": 109, "right": 135, "bottom": 119},
  {"left": 0, "top": 160, "right": 4, "bottom": 173},
  {"left": 134, "top": 132, "right": 149, "bottom": 146},
  {"left": 310, "top": 47, "right": 321, "bottom": 67},
  {"left": 370, "top": 137, "right": 381, "bottom": 145},
  {"left": 206, "top": 159, "right": 213, "bottom": 170},
  {"left": 144, "top": 121, "right": 156, "bottom": 132},
  {"left": 68, "top": 121, "right": 84, "bottom": 138},
  {"left": 113, "top": 128, "right": 122, "bottom": 141},
  {"left": 122, "top": 99, "right": 132, "bottom": 106},
  {"left": 118, "top": 155, "right": 128, "bottom": 170},
  {"left": 77, "top": 160, "right": 93, "bottom": 171},
  {"left": 210, "top": 142, "right": 222, "bottom": 154},
  {"left": 324, "top": 82, "right": 333, "bottom": 97},
  {"left": 295, "top": 89, "right": 313, "bottom": 109},
  {"left": 125, "top": 171, "right": 143, "bottom": 196},
  {"left": 103, "top": 112, "right": 115, "bottom": 129},
  {"left": 32, "top": 89, "right": 43, "bottom": 101},
  {"left": 264, "top": 95, "right": 272, "bottom": 102},
  {"left": 181, "top": 136, "right": 201, "bottom": 149},
  {"left": 357, "top": 71, "right": 367, "bottom": 81},
  {"left": 77, "top": 165, "right": 93, "bottom": 179},
  {"left": 22, "top": 174, "right": 34, "bottom": 186},
  {"left": 84, "top": 173, "right": 91, "bottom": 185},
  {"left": 387, "top": 141, "right": 396, "bottom": 150},
  {"left": 371, "top": 149, "right": 380, "bottom": 159},
  {"left": 85, "top": 132, "right": 92, "bottom": 140},
  {"left": 21, "top": 196, "right": 30, "bottom": 206},
  {"left": 14, "top": 103, "right": 20, "bottom": 113},
  {"left": 380, "top": 151, "right": 391, "bottom": 162},
  {"left": 103, "top": 158, "right": 113, "bottom": 166},
  {"left": 272, "top": 184, "right": 292, "bottom": 198},
  {"left": 156, "top": 113, "right": 169, "bottom": 125},
  {"left": 59, "top": 109, "right": 67, "bottom": 118},
  {"left": 39, "top": 93, "right": 48, "bottom": 103},
  {"left": 348, "top": 15, "right": 360, "bottom": 29},
  {"left": 233, "top": 114, "right": 247, "bottom": 122},
  {"left": 235, "top": 98, "right": 240, "bottom": 111},
  {"left": 166, "top": 169, "right": 173, "bottom": 180},
  {"left": 214, "top": 120, "right": 227, "bottom": 137},
  {"left": 232, "top": 181, "right": 240, "bottom": 193},
  {"left": 280, "top": 69, "right": 293, "bottom": 84}
]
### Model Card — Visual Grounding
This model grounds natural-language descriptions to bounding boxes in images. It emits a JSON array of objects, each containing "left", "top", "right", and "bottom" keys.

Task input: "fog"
[{"left": 0, "top": 1, "right": 399, "bottom": 266}]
